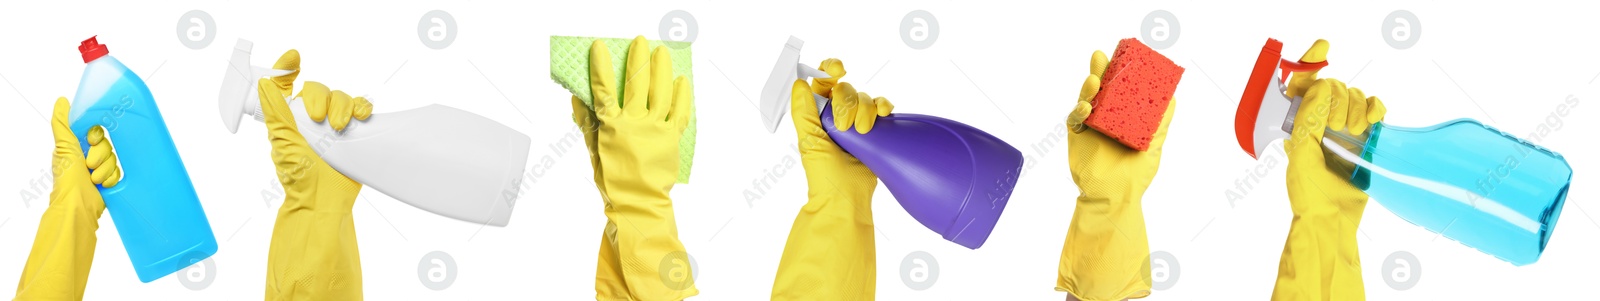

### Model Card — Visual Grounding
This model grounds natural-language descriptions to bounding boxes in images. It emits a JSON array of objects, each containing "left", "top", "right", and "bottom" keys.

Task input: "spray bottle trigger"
[
  {"left": 1276, "top": 58, "right": 1329, "bottom": 83},
  {"left": 797, "top": 63, "right": 830, "bottom": 79},
  {"left": 257, "top": 67, "right": 293, "bottom": 78}
]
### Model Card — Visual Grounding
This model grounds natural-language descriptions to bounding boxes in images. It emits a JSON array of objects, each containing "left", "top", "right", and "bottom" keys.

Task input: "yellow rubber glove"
[
  {"left": 771, "top": 59, "right": 890, "bottom": 300},
  {"left": 570, "top": 50, "right": 645, "bottom": 301},
  {"left": 13, "top": 98, "right": 120, "bottom": 300},
  {"left": 1271, "top": 39, "right": 1386, "bottom": 301},
  {"left": 257, "top": 49, "right": 373, "bottom": 300},
  {"left": 571, "top": 96, "right": 635, "bottom": 300},
  {"left": 1057, "top": 49, "right": 1177, "bottom": 301},
  {"left": 583, "top": 36, "right": 697, "bottom": 301}
]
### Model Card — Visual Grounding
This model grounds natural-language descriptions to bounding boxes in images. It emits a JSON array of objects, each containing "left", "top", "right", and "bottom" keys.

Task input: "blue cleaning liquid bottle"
[
  {"left": 1328, "top": 120, "right": 1571, "bottom": 266},
  {"left": 1236, "top": 38, "right": 1573, "bottom": 266},
  {"left": 67, "top": 36, "right": 218, "bottom": 282}
]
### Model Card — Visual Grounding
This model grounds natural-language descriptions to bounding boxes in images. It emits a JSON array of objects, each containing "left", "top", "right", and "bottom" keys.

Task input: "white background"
[{"left": 1, "top": 0, "right": 1596, "bottom": 300}]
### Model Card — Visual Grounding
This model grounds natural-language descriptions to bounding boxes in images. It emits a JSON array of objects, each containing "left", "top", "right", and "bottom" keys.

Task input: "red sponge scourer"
[{"left": 1085, "top": 38, "right": 1184, "bottom": 151}]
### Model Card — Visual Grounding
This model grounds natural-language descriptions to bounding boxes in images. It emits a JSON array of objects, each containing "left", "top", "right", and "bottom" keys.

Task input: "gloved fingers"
[
  {"left": 1077, "top": 74, "right": 1102, "bottom": 104},
  {"left": 327, "top": 90, "right": 354, "bottom": 131},
  {"left": 811, "top": 58, "right": 846, "bottom": 97},
  {"left": 270, "top": 50, "right": 301, "bottom": 92},
  {"left": 571, "top": 95, "right": 597, "bottom": 130},
  {"left": 874, "top": 96, "right": 894, "bottom": 116},
  {"left": 853, "top": 92, "right": 877, "bottom": 134},
  {"left": 90, "top": 154, "right": 119, "bottom": 186},
  {"left": 1345, "top": 88, "right": 1370, "bottom": 135},
  {"left": 647, "top": 46, "right": 675, "bottom": 122},
  {"left": 831, "top": 82, "right": 859, "bottom": 131},
  {"left": 1286, "top": 40, "right": 1330, "bottom": 98},
  {"left": 571, "top": 95, "right": 604, "bottom": 184},
  {"left": 622, "top": 36, "right": 652, "bottom": 118},
  {"left": 669, "top": 76, "right": 693, "bottom": 132},
  {"left": 1287, "top": 72, "right": 1318, "bottom": 99},
  {"left": 589, "top": 40, "right": 620, "bottom": 119},
  {"left": 1366, "top": 96, "right": 1387, "bottom": 123},
  {"left": 1291, "top": 79, "right": 1337, "bottom": 147},
  {"left": 351, "top": 96, "right": 373, "bottom": 121},
  {"left": 571, "top": 95, "right": 602, "bottom": 153},
  {"left": 1068, "top": 74, "right": 1101, "bottom": 133},
  {"left": 1067, "top": 100, "right": 1093, "bottom": 133},
  {"left": 1324, "top": 80, "right": 1350, "bottom": 132},
  {"left": 1089, "top": 50, "right": 1109, "bottom": 78},
  {"left": 99, "top": 165, "right": 122, "bottom": 187},
  {"left": 86, "top": 124, "right": 105, "bottom": 145},
  {"left": 86, "top": 126, "right": 122, "bottom": 187},
  {"left": 85, "top": 126, "right": 113, "bottom": 169},
  {"left": 571, "top": 96, "right": 602, "bottom": 146},
  {"left": 297, "top": 81, "right": 331, "bottom": 122},
  {"left": 1297, "top": 39, "right": 1331, "bottom": 64}
]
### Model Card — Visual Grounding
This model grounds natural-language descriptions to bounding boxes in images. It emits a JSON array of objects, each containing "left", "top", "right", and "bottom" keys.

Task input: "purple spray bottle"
[{"left": 759, "top": 36, "right": 1023, "bottom": 249}]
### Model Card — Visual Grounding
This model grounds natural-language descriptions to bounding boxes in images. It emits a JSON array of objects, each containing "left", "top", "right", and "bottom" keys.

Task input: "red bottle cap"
[{"left": 79, "top": 36, "right": 109, "bottom": 63}]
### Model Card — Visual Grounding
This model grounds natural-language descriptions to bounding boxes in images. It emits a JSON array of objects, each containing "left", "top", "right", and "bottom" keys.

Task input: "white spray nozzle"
[
  {"left": 219, "top": 39, "right": 295, "bottom": 134},
  {"left": 759, "top": 36, "right": 833, "bottom": 133}
]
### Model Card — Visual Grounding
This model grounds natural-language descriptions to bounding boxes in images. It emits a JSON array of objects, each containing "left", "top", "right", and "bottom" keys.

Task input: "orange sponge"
[{"left": 1085, "top": 38, "right": 1184, "bottom": 151}]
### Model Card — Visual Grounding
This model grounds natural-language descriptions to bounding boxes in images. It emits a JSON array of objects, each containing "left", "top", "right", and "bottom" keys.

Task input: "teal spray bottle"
[{"left": 1234, "top": 38, "right": 1572, "bottom": 266}]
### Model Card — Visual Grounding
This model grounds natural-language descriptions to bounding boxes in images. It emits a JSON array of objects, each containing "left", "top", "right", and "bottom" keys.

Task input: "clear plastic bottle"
[
  {"left": 1237, "top": 38, "right": 1573, "bottom": 266},
  {"left": 69, "top": 36, "right": 217, "bottom": 282},
  {"left": 1327, "top": 120, "right": 1571, "bottom": 266}
]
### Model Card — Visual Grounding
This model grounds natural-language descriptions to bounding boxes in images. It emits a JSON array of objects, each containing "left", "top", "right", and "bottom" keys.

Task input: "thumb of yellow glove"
[
  {"left": 810, "top": 58, "right": 846, "bottom": 96},
  {"left": 47, "top": 97, "right": 105, "bottom": 212}
]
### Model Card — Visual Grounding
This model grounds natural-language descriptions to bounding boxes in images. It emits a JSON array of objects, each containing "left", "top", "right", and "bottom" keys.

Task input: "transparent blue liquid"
[{"left": 1341, "top": 119, "right": 1572, "bottom": 266}]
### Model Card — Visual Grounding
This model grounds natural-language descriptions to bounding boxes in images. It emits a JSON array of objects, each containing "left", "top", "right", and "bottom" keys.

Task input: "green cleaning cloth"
[{"left": 550, "top": 36, "right": 696, "bottom": 183}]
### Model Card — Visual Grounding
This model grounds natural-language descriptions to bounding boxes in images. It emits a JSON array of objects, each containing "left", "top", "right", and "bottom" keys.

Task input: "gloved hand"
[
  {"left": 771, "top": 59, "right": 892, "bottom": 300},
  {"left": 581, "top": 36, "right": 698, "bottom": 301},
  {"left": 14, "top": 98, "right": 121, "bottom": 300},
  {"left": 1271, "top": 39, "right": 1386, "bottom": 300},
  {"left": 573, "top": 95, "right": 630, "bottom": 300},
  {"left": 1057, "top": 49, "right": 1177, "bottom": 301},
  {"left": 257, "top": 49, "right": 373, "bottom": 300}
]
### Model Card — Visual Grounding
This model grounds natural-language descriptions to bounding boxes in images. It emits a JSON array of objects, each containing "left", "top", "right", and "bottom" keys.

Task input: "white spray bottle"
[{"left": 218, "top": 39, "right": 530, "bottom": 227}]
